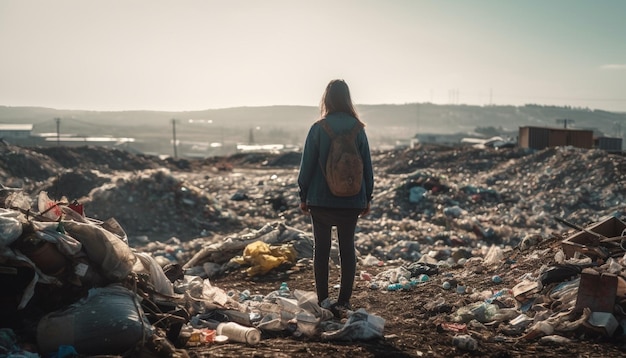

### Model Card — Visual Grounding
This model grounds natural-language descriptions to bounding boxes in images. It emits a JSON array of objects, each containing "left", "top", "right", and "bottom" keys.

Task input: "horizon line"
[{"left": 2, "top": 102, "right": 624, "bottom": 114}]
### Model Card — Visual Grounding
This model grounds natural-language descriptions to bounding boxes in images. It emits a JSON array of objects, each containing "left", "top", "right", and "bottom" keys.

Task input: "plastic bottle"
[
  {"left": 278, "top": 282, "right": 290, "bottom": 297},
  {"left": 216, "top": 322, "right": 261, "bottom": 346},
  {"left": 250, "top": 294, "right": 265, "bottom": 302},
  {"left": 485, "top": 289, "right": 509, "bottom": 303},
  {"left": 398, "top": 276, "right": 410, "bottom": 289},
  {"left": 457, "top": 301, "right": 499, "bottom": 323},
  {"left": 239, "top": 289, "right": 251, "bottom": 302},
  {"left": 456, "top": 283, "right": 466, "bottom": 294},
  {"left": 481, "top": 303, "right": 499, "bottom": 322},
  {"left": 387, "top": 283, "right": 404, "bottom": 291}
]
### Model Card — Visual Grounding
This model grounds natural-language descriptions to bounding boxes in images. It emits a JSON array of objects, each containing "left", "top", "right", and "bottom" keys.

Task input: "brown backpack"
[{"left": 318, "top": 119, "right": 364, "bottom": 197}]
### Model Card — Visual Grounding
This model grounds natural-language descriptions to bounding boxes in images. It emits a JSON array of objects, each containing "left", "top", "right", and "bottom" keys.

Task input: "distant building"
[
  {"left": 236, "top": 143, "right": 286, "bottom": 153},
  {"left": 595, "top": 136, "right": 623, "bottom": 153},
  {"left": 37, "top": 134, "right": 135, "bottom": 148},
  {"left": 518, "top": 126, "right": 593, "bottom": 150},
  {"left": 519, "top": 126, "right": 623, "bottom": 152},
  {"left": 0, "top": 123, "right": 135, "bottom": 148},
  {"left": 0, "top": 124, "right": 33, "bottom": 142}
]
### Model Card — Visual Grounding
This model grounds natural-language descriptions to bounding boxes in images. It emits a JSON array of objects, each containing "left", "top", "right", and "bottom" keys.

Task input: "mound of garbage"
[{"left": 0, "top": 142, "right": 625, "bottom": 357}]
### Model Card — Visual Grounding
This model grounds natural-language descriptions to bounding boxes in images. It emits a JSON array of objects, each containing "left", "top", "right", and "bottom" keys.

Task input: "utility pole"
[
  {"left": 171, "top": 119, "right": 178, "bottom": 158},
  {"left": 556, "top": 118, "right": 574, "bottom": 128},
  {"left": 416, "top": 103, "right": 420, "bottom": 133},
  {"left": 414, "top": 103, "right": 421, "bottom": 148},
  {"left": 55, "top": 117, "right": 61, "bottom": 146}
]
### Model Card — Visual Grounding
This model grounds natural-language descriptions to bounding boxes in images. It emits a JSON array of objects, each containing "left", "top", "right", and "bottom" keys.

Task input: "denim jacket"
[{"left": 297, "top": 112, "right": 374, "bottom": 209}]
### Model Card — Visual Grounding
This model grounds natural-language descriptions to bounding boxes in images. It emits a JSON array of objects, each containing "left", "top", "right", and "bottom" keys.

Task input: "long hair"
[{"left": 319, "top": 79, "right": 364, "bottom": 125}]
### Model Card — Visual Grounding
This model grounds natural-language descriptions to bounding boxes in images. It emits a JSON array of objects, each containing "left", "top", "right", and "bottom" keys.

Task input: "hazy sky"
[{"left": 1, "top": 0, "right": 625, "bottom": 112}]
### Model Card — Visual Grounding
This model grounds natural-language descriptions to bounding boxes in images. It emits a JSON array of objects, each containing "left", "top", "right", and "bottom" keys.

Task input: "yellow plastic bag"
[{"left": 233, "top": 241, "right": 296, "bottom": 277}]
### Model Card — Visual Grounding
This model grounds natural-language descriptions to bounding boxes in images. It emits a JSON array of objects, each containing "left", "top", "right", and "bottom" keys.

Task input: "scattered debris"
[{"left": 1, "top": 143, "right": 625, "bottom": 357}]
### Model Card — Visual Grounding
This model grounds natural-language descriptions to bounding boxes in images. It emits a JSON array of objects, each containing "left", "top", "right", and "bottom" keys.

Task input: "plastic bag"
[
  {"left": 37, "top": 284, "right": 153, "bottom": 355},
  {"left": 31, "top": 221, "right": 82, "bottom": 256},
  {"left": 62, "top": 221, "right": 136, "bottom": 282},
  {"left": 0, "top": 209, "right": 22, "bottom": 247},
  {"left": 321, "top": 308, "right": 385, "bottom": 341},
  {"left": 133, "top": 252, "right": 175, "bottom": 296},
  {"left": 3, "top": 190, "right": 31, "bottom": 211},
  {"left": 232, "top": 241, "right": 296, "bottom": 276},
  {"left": 37, "top": 191, "right": 64, "bottom": 221}
]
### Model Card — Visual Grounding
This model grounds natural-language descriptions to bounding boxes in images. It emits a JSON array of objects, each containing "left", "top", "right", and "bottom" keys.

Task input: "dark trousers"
[{"left": 309, "top": 207, "right": 361, "bottom": 305}]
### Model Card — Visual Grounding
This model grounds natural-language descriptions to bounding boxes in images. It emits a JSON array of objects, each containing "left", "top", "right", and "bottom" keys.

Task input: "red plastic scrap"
[{"left": 439, "top": 322, "right": 467, "bottom": 333}]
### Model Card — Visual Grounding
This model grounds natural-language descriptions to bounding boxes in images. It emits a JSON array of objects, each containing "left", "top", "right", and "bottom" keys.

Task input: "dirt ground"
[
  {"left": 188, "top": 237, "right": 626, "bottom": 358},
  {"left": 187, "top": 241, "right": 626, "bottom": 358}
]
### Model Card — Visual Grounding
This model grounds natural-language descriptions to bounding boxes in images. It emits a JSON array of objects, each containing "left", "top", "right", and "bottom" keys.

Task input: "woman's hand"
[{"left": 300, "top": 202, "right": 310, "bottom": 215}]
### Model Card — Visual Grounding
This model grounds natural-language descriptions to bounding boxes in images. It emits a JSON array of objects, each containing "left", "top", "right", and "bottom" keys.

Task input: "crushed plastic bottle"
[
  {"left": 472, "top": 302, "right": 499, "bottom": 323},
  {"left": 250, "top": 294, "right": 265, "bottom": 302},
  {"left": 485, "top": 289, "right": 509, "bottom": 304},
  {"left": 239, "top": 289, "right": 251, "bottom": 302},
  {"left": 453, "top": 301, "right": 500, "bottom": 323}
]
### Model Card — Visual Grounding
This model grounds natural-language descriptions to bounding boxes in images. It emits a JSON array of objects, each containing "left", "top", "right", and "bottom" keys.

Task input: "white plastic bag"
[
  {"left": 133, "top": 252, "right": 175, "bottom": 296},
  {"left": 0, "top": 208, "right": 22, "bottom": 247}
]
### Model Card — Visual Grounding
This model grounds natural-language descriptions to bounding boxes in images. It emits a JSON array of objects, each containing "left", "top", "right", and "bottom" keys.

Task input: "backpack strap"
[
  {"left": 348, "top": 121, "right": 363, "bottom": 139},
  {"left": 316, "top": 119, "right": 331, "bottom": 177},
  {"left": 318, "top": 119, "right": 336, "bottom": 139}
]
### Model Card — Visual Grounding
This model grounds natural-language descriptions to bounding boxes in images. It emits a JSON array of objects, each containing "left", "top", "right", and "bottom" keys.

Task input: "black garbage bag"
[{"left": 37, "top": 284, "right": 153, "bottom": 356}]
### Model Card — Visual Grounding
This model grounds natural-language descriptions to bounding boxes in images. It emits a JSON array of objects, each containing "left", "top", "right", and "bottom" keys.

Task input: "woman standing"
[{"left": 297, "top": 79, "right": 374, "bottom": 318}]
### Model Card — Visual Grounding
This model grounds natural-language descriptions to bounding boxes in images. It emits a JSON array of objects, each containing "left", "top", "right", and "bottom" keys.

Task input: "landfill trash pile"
[{"left": 0, "top": 142, "right": 625, "bottom": 357}]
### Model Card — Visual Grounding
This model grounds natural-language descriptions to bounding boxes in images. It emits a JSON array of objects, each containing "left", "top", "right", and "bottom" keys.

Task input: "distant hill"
[{"left": 1, "top": 103, "right": 624, "bottom": 156}]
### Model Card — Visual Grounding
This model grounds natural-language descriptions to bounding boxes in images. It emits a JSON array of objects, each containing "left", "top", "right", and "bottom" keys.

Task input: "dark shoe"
[
  {"left": 320, "top": 298, "right": 334, "bottom": 310},
  {"left": 330, "top": 302, "right": 352, "bottom": 320}
]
